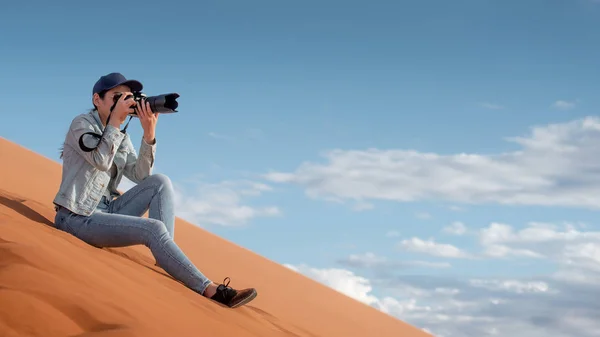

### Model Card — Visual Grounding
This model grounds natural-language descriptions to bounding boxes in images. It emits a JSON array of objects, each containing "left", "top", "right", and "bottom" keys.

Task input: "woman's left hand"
[{"left": 137, "top": 99, "right": 159, "bottom": 143}]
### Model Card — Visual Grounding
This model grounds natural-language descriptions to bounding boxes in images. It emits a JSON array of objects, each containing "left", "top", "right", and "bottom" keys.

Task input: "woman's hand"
[
  {"left": 109, "top": 92, "right": 136, "bottom": 128},
  {"left": 137, "top": 99, "right": 159, "bottom": 144}
]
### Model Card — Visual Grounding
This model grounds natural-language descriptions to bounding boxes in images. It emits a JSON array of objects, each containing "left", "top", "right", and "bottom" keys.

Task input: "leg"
[
  {"left": 108, "top": 173, "right": 175, "bottom": 238},
  {"left": 55, "top": 207, "right": 212, "bottom": 295}
]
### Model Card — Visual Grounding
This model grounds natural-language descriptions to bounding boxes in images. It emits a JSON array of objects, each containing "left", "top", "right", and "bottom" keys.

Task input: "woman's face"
[{"left": 93, "top": 84, "right": 132, "bottom": 123}]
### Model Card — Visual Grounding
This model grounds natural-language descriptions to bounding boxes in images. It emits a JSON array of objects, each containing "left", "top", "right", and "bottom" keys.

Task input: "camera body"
[{"left": 113, "top": 91, "right": 180, "bottom": 116}]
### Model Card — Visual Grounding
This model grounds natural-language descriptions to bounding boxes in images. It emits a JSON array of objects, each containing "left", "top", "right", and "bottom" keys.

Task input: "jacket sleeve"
[
  {"left": 67, "top": 116, "right": 125, "bottom": 172},
  {"left": 122, "top": 136, "right": 156, "bottom": 184}
]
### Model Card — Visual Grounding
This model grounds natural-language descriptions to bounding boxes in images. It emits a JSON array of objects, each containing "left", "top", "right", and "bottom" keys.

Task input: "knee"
[
  {"left": 146, "top": 218, "right": 170, "bottom": 242},
  {"left": 145, "top": 173, "right": 173, "bottom": 192}
]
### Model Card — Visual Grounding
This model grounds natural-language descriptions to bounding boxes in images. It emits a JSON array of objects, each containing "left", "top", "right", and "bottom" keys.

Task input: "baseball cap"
[{"left": 92, "top": 72, "right": 143, "bottom": 96}]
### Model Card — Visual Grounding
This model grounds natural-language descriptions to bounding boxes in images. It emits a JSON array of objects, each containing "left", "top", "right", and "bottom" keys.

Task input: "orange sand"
[{"left": 0, "top": 137, "right": 431, "bottom": 337}]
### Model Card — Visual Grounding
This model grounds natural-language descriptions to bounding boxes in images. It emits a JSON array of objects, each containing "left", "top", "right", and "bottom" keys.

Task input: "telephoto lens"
[
  {"left": 142, "top": 93, "right": 180, "bottom": 114},
  {"left": 113, "top": 92, "right": 180, "bottom": 116}
]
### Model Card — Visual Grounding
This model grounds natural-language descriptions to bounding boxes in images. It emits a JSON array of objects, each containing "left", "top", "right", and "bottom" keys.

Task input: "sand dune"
[{"left": 0, "top": 137, "right": 431, "bottom": 337}]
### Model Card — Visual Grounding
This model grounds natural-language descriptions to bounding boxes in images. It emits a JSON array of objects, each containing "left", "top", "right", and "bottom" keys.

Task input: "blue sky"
[{"left": 3, "top": 1, "right": 600, "bottom": 336}]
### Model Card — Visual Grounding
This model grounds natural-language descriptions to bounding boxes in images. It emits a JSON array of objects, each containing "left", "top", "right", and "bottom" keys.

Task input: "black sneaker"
[{"left": 210, "top": 277, "right": 257, "bottom": 308}]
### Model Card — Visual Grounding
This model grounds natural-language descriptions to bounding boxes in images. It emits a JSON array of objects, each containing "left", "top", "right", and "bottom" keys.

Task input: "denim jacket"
[{"left": 53, "top": 110, "right": 156, "bottom": 216}]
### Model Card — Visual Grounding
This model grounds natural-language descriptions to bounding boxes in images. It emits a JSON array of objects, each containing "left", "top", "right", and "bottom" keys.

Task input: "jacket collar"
[{"left": 90, "top": 109, "right": 105, "bottom": 131}]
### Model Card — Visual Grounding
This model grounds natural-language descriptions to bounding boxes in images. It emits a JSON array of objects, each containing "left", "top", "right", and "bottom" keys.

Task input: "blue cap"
[{"left": 92, "top": 72, "right": 143, "bottom": 96}]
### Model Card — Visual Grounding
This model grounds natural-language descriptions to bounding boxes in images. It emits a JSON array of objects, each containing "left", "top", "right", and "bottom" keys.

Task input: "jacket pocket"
[{"left": 78, "top": 169, "right": 103, "bottom": 210}]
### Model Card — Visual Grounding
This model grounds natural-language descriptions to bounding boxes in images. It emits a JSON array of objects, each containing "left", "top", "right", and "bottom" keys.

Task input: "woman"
[{"left": 53, "top": 72, "right": 257, "bottom": 308}]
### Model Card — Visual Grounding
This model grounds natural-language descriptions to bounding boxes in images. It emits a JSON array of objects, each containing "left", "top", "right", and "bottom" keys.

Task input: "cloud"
[
  {"left": 481, "top": 243, "right": 543, "bottom": 259},
  {"left": 337, "top": 252, "right": 452, "bottom": 270},
  {"left": 268, "top": 115, "right": 600, "bottom": 336},
  {"left": 283, "top": 263, "right": 438, "bottom": 336},
  {"left": 396, "top": 220, "right": 598, "bottom": 262},
  {"left": 283, "top": 263, "right": 381, "bottom": 306},
  {"left": 288, "top": 224, "right": 600, "bottom": 337},
  {"left": 477, "top": 221, "right": 600, "bottom": 271},
  {"left": 119, "top": 176, "right": 280, "bottom": 227},
  {"left": 552, "top": 100, "right": 578, "bottom": 110},
  {"left": 375, "top": 272, "right": 600, "bottom": 337},
  {"left": 443, "top": 222, "right": 467, "bottom": 235},
  {"left": 263, "top": 117, "right": 600, "bottom": 209},
  {"left": 399, "top": 238, "right": 471, "bottom": 259},
  {"left": 423, "top": 220, "right": 600, "bottom": 335},
  {"left": 172, "top": 179, "right": 281, "bottom": 227},
  {"left": 468, "top": 279, "right": 552, "bottom": 294}
]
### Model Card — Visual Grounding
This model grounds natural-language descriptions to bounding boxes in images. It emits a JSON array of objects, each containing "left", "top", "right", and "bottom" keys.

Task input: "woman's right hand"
[{"left": 109, "top": 92, "right": 136, "bottom": 127}]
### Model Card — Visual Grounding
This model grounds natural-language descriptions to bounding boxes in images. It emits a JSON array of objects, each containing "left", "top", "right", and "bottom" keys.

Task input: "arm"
[
  {"left": 67, "top": 116, "right": 125, "bottom": 171},
  {"left": 123, "top": 135, "right": 156, "bottom": 184},
  {"left": 123, "top": 98, "right": 158, "bottom": 183}
]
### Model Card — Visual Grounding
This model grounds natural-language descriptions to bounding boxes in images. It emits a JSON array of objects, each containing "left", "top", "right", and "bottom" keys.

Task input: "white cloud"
[
  {"left": 479, "top": 222, "right": 600, "bottom": 245},
  {"left": 552, "top": 100, "right": 578, "bottom": 110},
  {"left": 118, "top": 176, "right": 280, "bottom": 227},
  {"left": 475, "top": 221, "right": 600, "bottom": 267},
  {"left": 443, "top": 222, "right": 467, "bottom": 235},
  {"left": 288, "top": 220, "right": 600, "bottom": 337},
  {"left": 344, "top": 252, "right": 388, "bottom": 268},
  {"left": 286, "top": 259, "right": 600, "bottom": 337},
  {"left": 284, "top": 262, "right": 439, "bottom": 337},
  {"left": 363, "top": 220, "right": 600, "bottom": 334},
  {"left": 481, "top": 244, "right": 544, "bottom": 259},
  {"left": 269, "top": 113, "right": 600, "bottom": 336},
  {"left": 263, "top": 117, "right": 600, "bottom": 209},
  {"left": 474, "top": 221, "right": 600, "bottom": 291},
  {"left": 338, "top": 252, "right": 452, "bottom": 270},
  {"left": 283, "top": 263, "right": 380, "bottom": 306},
  {"left": 172, "top": 179, "right": 281, "bottom": 227},
  {"left": 400, "top": 220, "right": 600, "bottom": 264},
  {"left": 468, "top": 279, "right": 552, "bottom": 294},
  {"left": 399, "top": 238, "right": 471, "bottom": 259}
]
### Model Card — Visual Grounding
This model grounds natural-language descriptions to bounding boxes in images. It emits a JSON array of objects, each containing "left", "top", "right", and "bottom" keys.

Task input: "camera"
[
  {"left": 79, "top": 90, "right": 180, "bottom": 153},
  {"left": 113, "top": 91, "right": 180, "bottom": 116}
]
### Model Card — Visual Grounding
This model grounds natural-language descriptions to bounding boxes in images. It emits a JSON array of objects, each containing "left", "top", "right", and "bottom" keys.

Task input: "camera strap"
[{"left": 78, "top": 101, "right": 133, "bottom": 152}]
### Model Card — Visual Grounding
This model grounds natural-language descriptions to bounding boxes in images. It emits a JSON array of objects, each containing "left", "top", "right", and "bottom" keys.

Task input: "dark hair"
[
  {"left": 92, "top": 90, "right": 108, "bottom": 111},
  {"left": 59, "top": 90, "right": 108, "bottom": 159}
]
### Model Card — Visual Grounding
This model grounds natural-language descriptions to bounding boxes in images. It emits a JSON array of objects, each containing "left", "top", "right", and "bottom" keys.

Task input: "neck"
[{"left": 97, "top": 110, "right": 109, "bottom": 126}]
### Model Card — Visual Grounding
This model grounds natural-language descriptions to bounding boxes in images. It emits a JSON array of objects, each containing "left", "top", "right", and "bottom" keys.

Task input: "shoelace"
[{"left": 218, "top": 277, "right": 235, "bottom": 299}]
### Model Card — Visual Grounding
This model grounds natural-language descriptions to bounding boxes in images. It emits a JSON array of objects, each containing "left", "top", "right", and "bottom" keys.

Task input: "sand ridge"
[{"left": 0, "top": 137, "right": 431, "bottom": 337}]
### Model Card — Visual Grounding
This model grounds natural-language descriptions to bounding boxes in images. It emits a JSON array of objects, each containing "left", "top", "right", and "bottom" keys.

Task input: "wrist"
[
  {"left": 108, "top": 118, "right": 121, "bottom": 129},
  {"left": 143, "top": 133, "right": 155, "bottom": 144}
]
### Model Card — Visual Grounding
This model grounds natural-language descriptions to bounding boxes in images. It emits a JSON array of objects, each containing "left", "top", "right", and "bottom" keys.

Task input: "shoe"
[{"left": 210, "top": 277, "right": 257, "bottom": 308}]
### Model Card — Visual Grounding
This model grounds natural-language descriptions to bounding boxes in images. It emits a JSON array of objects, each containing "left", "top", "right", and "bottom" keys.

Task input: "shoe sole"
[{"left": 230, "top": 289, "right": 258, "bottom": 308}]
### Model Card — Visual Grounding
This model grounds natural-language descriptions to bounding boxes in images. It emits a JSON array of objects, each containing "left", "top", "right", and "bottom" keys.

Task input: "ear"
[{"left": 92, "top": 93, "right": 101, "bottom": 107}]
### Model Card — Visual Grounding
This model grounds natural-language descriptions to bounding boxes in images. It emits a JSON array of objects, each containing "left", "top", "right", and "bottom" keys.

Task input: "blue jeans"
[{"left": 54, "top": 173, "right": 213, "bottom": 295}]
